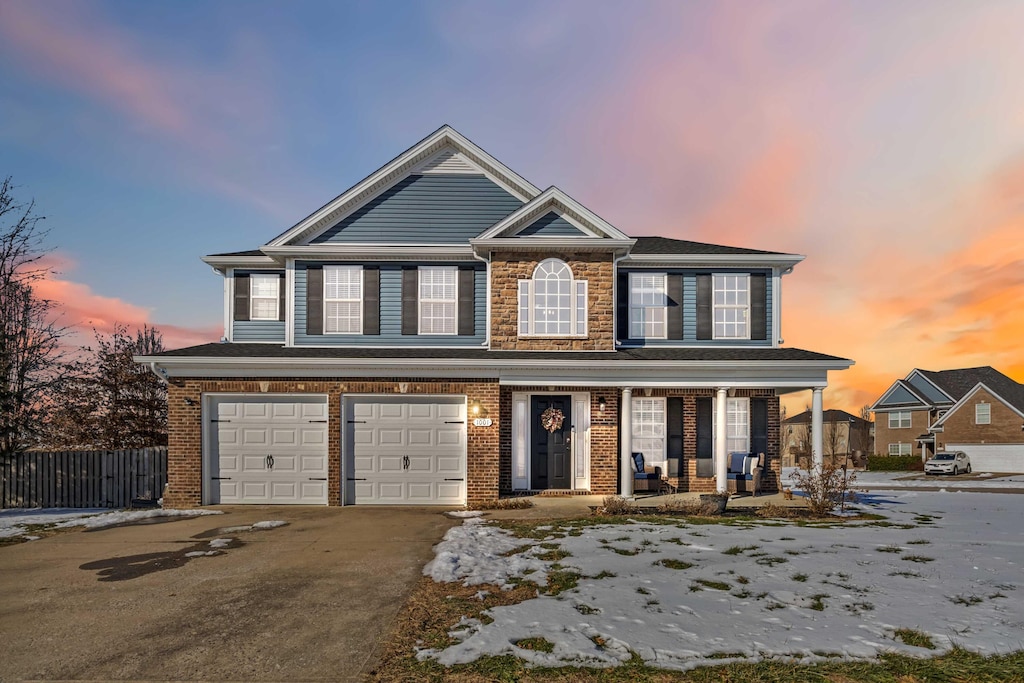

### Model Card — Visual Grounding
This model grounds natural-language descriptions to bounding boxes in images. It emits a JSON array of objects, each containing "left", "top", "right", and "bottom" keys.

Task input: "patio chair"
[
  {"left": 726, "top": 452, "right": 764, "bottom": 496},
  {"left": 632, "top": 452, "right": 663, "bottom": 493}
]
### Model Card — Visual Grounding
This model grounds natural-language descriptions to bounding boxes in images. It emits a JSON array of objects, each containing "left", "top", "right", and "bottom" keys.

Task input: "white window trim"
[
  {"left": 888, "top": 411, "right": 911, "bottom": 429},
  {"left": 888, "top": 442, "right": 912, "bottom": 456},
  {"left": 726, "top": 397, "right": 750, "bottom": 454},
  {"left": 632, "top": 397, "right": 666, "bottom": 470},
  {"left": 712, "top": 397, "right": 751, "bottom": 455},
  {"left": 628, "top": 272, "right": 667, "bottom": 340},
  {"left": 417, "top": 266, "right": 458, "bottom": 336},
  {"left": 712, "top": 273, "right": 751, "bottom": 340},
  {"left": 323, "top": 265, "right": 363, "bottom": 335},
  {"left": 517, "top": 259, "right": 588, "bottom": 338},
  {"left": 249, "top": 274, "right": 279, "bottom": 321},
  {"left": 975, "top": 402, "right": 991, "bottom": 425}
]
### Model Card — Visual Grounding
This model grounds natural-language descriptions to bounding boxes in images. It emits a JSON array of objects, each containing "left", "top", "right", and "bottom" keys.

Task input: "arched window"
[{"left": 517, "top": 258, "right": 587, "bottom": 337}]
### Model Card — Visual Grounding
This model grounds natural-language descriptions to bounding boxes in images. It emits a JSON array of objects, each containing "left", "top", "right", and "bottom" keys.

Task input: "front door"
[{"left": 531, "top": 395, "right": 572, "bottom": 490}]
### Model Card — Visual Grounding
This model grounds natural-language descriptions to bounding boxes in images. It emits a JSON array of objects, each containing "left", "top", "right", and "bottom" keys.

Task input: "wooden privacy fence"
[{"left": 0, "top": 448, "right": 168, "bottom": 509}]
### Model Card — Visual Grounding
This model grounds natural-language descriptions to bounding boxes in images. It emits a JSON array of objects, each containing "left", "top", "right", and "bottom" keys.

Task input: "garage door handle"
[
  {"left": 308, "top": 477, "right": 327, "bottom": 481},
  {"left": 347, "top": 420, "right": 366, "bottom": 424},
  {"left": 212, "top": 477, "right": 232, "bottom": 480},
  {"left": 445, "top": 420, "right": 465, "bottom": 424},
  {"left": 346, "top": 477, "right": 367, "bottom": 481},
  {"left": 308, "top": 420, "right": 327, "bottom": 423},
  {"left": 444, "top": 478, "right": 464, "bottom": 482},
  {"left": 403, "top": 455, "right": 410, "bottom": 470}
]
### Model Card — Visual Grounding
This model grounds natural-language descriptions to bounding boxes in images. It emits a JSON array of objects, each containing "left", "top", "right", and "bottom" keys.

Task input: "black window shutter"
[
  {"left": 363, "top": 267, "right": 380, "bottom": 335},
  {"left": 616, "top": 272, "right": 629, "bottom": 340},
  {"left": 696, "top": 397, "right": 713, "bottom": 477},
  {"left": 233, "top": 273, "right": 250, "bottom": 322},
  {"left": 751, "top": 398, "right": 769, "bottom": 457},
  {"left": 401, "top": 267, "right": 418, "bottom": 335},
  {"left": 277, "top": 273, "right": 286, "bottom": 322},
  {"left": 696, "top": 274, "right": 712, "bottom": 340},
  {"left": 667, "top": 274, "right": 683, "bottom": 340},
  {"left": 458, "top": 267, "right": 475, "bottom": 336},
  {"left": 306, "top": 266, "right": 323, "bottom": 335},
  {"left": 667, "top": 397, "right": 684, "bottom": 477},
  {"left": 750, "top": 273, "right": 767, "bottom": 340}
]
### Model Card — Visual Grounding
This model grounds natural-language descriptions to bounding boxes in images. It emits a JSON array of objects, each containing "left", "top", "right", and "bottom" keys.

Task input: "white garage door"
[
  {"left": 208, "top": 395, "right": 329, "bottom": 504},
  {"left": 947, "top": 443, "right": 1024, "bottom": 473},
  {"left": 345, "top": 396, "right": 466, "bottom": 505}
]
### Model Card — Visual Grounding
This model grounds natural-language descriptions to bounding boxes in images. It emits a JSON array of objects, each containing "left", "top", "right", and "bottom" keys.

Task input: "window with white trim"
[
  {"left": 888, "top": 443, "right": 912, "bottom": 456},
  {"left": 324, "top": 265, "right": 362, "bottom": 334},
  {"left": 726, "top": 398, "right": 750, "bottom": 453},
  {"left": 975, "top": 402, "right": 991, "bottom": 425},
  {"left": 629, "top": 273, "right": 667, "bottom": 339},
  {"left": 250, "top": 274, "right": 279, "bottom": 321},
  {"left": 713, "top": 274, "right": 749, "bottom": 339},
  {"left": 518, "top": 259, "right": 587, "bottom": 337},
  {"left": 888, "top": 411, "right": 911, "bottom": 429},
  {"left": 418, "top": 266, "right": 457, "bottom": 335},
  {"left": 632, "top": 398, "right": 666, "bottom": 469}
]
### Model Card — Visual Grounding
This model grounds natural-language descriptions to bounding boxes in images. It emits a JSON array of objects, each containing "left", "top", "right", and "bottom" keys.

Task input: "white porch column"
[
  {"left": 716, "top": 387, "right": 728, "bottom": 493},
  {"left": 811, "top": 386, "right": 824, "bottom": 471},
  {"left": 620, "top": 387, "right": 633, "bottom": 498}
]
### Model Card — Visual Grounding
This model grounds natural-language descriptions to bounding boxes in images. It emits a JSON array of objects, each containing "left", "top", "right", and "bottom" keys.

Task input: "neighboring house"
[
  {"left": 870, "top": 367, "right": 1024, "bottom": 472},
  {"left": 136, "top": 125, "right": 852, "bottom": 508},
  {"left": 782, "top": 409, "right": 872, "bottom": 466}
]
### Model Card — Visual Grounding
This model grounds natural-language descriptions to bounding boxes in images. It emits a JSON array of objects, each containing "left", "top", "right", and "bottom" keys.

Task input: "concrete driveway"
[{"left": 0, "top": 506, "right": 456, "bottom": 682}]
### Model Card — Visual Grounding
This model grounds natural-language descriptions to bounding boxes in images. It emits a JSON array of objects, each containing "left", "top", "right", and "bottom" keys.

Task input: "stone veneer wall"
[
  {"left": 489, "top": 250, "right": 615, "bottom": 351},
  {"left": 165, "top": 378, "right": 500, "bottom": 509}
]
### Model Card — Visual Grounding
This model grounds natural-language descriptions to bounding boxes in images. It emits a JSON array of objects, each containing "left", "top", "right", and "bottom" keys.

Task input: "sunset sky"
[{"left": 2, "top": 0, "right": 1022, "bottom": 415}]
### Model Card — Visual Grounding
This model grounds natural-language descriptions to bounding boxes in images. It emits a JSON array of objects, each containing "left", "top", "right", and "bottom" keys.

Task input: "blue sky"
[{"left": 2, "top": 0, "right": 1024, "bottom": 410}]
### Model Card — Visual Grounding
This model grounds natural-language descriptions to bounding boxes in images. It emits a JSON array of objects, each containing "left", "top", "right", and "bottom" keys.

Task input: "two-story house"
[
  {"left": 870, "top": 366, "right": 1024, "bottom": 471},
  {"left": 137, "top": 126, "right": 852, "bottom": 508}
]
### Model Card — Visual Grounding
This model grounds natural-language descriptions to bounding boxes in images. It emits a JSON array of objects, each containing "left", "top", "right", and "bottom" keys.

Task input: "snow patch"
[{"left": 446, "top": 510, "right": 484, "bottom": 518}]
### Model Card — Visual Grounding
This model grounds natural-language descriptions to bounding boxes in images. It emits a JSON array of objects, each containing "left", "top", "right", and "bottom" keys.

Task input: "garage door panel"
[
  {"left": 346, "top": 396, "right": 466, "bottom": 505},
  {"left": 947, "top": 444, "right": 1024, "bottom": 473},
  {"left": 209, "top": 395, "right": 328, "bottom": 505}
]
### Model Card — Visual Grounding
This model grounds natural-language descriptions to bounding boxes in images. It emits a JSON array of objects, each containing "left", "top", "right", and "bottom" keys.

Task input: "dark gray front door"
[
  {"left": 531, "top": 395, "right": 572, "bottom": 490},
  {"left": 696, "top": 397, "right": 714, "bottom": 478}
]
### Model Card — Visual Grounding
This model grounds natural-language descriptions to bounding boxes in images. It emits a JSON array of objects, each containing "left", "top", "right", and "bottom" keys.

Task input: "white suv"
[{"left": 924, "top": 451, "right": 971, "bottom": 475}]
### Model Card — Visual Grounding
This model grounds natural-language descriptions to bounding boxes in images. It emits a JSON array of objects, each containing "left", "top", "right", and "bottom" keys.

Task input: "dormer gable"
[
  {"left": 871, "top": 379, "right": 929, "bottom": 410},
  {"left": 904, "top": 369, "right": 955, "bottom": 404},
  {"left": 471, "top": 186, "right": 635, "bottom": 254}
]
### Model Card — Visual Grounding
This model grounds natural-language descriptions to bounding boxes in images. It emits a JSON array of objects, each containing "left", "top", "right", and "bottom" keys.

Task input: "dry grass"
[
  {"left": 655, "top": 499, "right": 721, "bottom": 516},
  {"left": 755, "top": 502, "right": 799, "bottom": 519}
]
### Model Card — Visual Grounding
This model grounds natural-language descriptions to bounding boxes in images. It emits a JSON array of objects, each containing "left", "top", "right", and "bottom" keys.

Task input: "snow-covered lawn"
[
  {"left": 783, "top": 467, "right": 1024, "bottom": 490},
  {"left": 421, "top": 491, "right": 1024, "bottom": 671},
  {"left": 0, "top": 507, "right": 222, "bottom": 539}
]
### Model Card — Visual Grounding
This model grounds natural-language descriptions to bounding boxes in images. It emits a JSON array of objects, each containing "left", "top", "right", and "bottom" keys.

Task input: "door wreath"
[{"left": 541, "top": 407, "right": 564, "bottom": 433}]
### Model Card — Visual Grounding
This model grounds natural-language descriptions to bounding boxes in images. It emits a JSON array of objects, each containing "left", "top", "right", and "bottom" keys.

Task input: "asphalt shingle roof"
[
  {"left": 629, "top": 236, "right": 790, "bottom": 256},
  {"left": 153, "top": 343, "right": 847, "bottom": 363},
  {"left": 918, "top": 367, "right": 1024, "bottom": 413}
]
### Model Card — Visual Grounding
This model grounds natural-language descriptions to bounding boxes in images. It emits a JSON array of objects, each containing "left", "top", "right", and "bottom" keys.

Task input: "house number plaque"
[{"left": 472, "top": 418, "right": 493, "bottom": 427}]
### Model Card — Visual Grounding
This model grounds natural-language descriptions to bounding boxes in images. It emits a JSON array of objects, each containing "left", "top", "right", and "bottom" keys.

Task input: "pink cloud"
[{"left": 31, "top": 252, "right": 219, "bottom": 351}]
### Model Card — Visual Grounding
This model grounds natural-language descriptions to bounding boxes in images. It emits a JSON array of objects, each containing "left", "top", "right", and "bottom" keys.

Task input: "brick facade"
[
  {"left": 489, "top": 250, "right": 615, "bottom": 350},
  {"left": 935, "top": 388, "right": 1024, "bottom": 447},
  {"left": 874, "top": 408, "right": 932, "bottom": 456},
  {"left": 165, "top": 378, "right": 501, "bottom": 509},
  {"left": 168, "top": 379, "right": 781, "bottom": 509}
]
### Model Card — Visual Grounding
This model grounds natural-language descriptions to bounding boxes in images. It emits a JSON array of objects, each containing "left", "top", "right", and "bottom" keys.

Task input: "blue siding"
[
  {"left": 294, "top": 262, "right": 486, "bottom": 346},
  {"left": 233, "top": 320, "right": 286, "bottom": 342},
  {"left": 905, "top": 374, "right": 949, "bottom": 403},
  {"left": 878, "top": 384, "right": 925, "bottom": 407},
  {"left": 622, "top": 269, "right": 774, "bottom": 347},
  {"left": 516, "top": 211, "right": 586, "bottom": 237},
  {"left": 311, "top": 174, "right": 523, "bottom": 244}
]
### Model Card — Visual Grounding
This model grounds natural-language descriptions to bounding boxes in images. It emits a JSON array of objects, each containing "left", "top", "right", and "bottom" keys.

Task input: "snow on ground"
[
  {"left": 783, "top": 467, "right": 1024, "bottom": 490},
  {"left": 0, "top": 507, "right": 222, "bottom": 538},
  {"left": 420, "top": 491, "right": 1024, "bottom": 671}
]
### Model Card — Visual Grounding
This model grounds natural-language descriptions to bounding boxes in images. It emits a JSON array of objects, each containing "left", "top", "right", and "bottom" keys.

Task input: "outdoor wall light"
[
  {"left": 598, "top": 397, "right": 607, "bottom": 412},
  {"left": 469, "top": 399, "right": 482, "bottom": 416},
  {"left": 183, "top": 397, "right": 196, "bottom": 406}
]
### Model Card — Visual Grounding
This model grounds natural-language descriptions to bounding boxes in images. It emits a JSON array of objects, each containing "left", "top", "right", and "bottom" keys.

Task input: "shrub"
[
  {"left": 867, "top": 455, "right": 924, "bottom": 471},
  {"left": 788, "top": 463, "right": 861, "bottom": 516},
  {"left": 598, "top": 496, "right": 639, "bottom": 515}
]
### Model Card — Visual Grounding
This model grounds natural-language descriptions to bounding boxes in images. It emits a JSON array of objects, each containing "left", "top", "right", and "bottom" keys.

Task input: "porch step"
[{"left": 532, "top": 489, "right": 594, "bottom": 497}]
